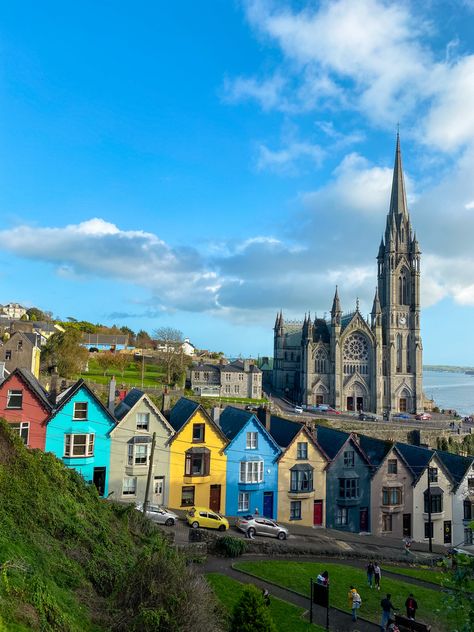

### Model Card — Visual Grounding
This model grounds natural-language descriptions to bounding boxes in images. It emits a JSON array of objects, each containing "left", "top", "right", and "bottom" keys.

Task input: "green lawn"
[
  {"left": 80, "top": 359, "right": 165, "bottom": 387},
  {"left": 384, "top": 564, "right": 446, "bottom": 586},
  {"left": 234, "top": 561, "right": 451, "bottom": 631},
  {"left": 206, "top": 573, "right": 326, "bottom": 632}
]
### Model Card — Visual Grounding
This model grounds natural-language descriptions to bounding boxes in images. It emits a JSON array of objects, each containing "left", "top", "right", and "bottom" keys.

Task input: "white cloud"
[
  {"left": 465, "top": 200, "right": 474, "bottom": 209},
  {"left": 257, "top": 140, "right": 325, "bottom": 173}
]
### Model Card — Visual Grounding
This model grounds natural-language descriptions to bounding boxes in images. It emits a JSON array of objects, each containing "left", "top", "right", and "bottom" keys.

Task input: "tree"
[
  {"left": 95, "top": 352, "right": 118, "bottom": 376},
  {"left": 41, "top": 329, "right": 89, "bottom": 378},
  {"left": 113, "top": 353, "right": 133, "bottom": 377},
  {"left": 442, "top": 544, "right": 474, "bottom": 631},
  {"left": 26, "top": 307, "right": 47, "bottom": 322},
  {"left": 230, "top": 585, "right": 276, "bottom": 632},
  {"left": 153, "top": 327, "right": 184, "bottom": 386},
  {"left": 136, "top": 329, "right": 153, "bottom": 349}
]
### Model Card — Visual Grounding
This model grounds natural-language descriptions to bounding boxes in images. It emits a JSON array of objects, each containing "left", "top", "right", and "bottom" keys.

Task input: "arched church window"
[
  {"left": 314, "top": 348, "right": 327, "bottom": 374},
  {"left": 406, "top": 335, "right": 411, "bottom": 372},
  {"left": 396, "top": 334, "right": 402, "bottom": 373},
  {"left": 401, "top": 226, "right": 404, "bottom": 242},
  {"left": 399, "top": 270, "right": 409, "bottom": 305},
  {"left": 343, "top": 333, "right": 370, "bottom": 377}
]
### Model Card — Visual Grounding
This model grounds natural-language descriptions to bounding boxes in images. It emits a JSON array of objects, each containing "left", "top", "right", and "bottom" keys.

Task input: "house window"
[
  {"left": 239, "top": 461, "right": 263, "bottom": 483},
  {"left": 463, "top": 500, "right": 472, "bottom": 521},
  {"left": 290, "top": 501, "right": 302, "bottom": 520},
  {"left": 339, "top": 478, "right": 359, "bottom": 499},
  {"left": 343, "top": 451, "right": 355, "bottom": 467},
  {"left": 5, "top": 350, "right": 11, "bottom": 360},
  {"left": 290, "top": 468, "right": 313, "bottom": 492},
  {"left": 238, "top": 373, "right": 244, "bottom": 381},
  {"left": 424, "top": 492, "right": 443, "bottom": 513},
  {"left": 388, "top": 459, "right": 398, "bottom": 474},
  {"left": 128, "top": 443, "right": 148, "bottom": 466},
  {"left": 382, "top": 514, "right": 393, "bottom": 532},
  {"left": 297, "top": 442, "right": 308, "bottom": 459},
  {"left": 6, "top": 390, "right": 23, "bottom": 409},
  {"left": 382, "top": 487, "right": 402, "bottom": 505},
  {"left": 225, "top": 385, "right": 231, "bottom": 394},
  {"left": 467, "top": 478, "right": 474, "bottom": 491},
  {"left": 64, "top": 434, "right": 94, "bottom": 457},
  {"left": 136, "top": 413, "right": 150, "bottom": 430},
  {"left": 246, "top": 432, "right": 258, "bottom": 450},
  {"left": 234, "top": 385, "right": 240, "bottom": 394},
  {"left": 185, "top": 449, "right": 210, "bottom": 476},
  {"left": 225, "top": 373, "right": 231, "bottom": 381},
  {"left": 181, "top": 486, "right": 195, "bottom": 506},
  {"left": 194, "top": 371, "right": 200, "bottom": 380},
  {"left": 122, "top": 477, "right": 137, "bottom": 496},
  {"left": 428, "top": 467, "right": 438, "bottom": 483},
  {"left": 73, "top": 402, "right": 88, "bottom": 420},
  {"left": 424, "top": 521, "right": 434, "bottom": 539},
  {"left": 238, "top": 492, "right": 249, "bottom": 512},
  {"left": 203, "top": 372, "right": 210, "bottom": 380},
  {"left": 192, "top": 423, "right": 205, "bottom": 442},
  {"left": 464, "top": 528, "right": 473, "bottom": 545},
  {"left": 9, "top": 422, "right": 29, "bottom": 445},
  {"left": 336, "top": 507, "right": 348, "bottom": 525}
]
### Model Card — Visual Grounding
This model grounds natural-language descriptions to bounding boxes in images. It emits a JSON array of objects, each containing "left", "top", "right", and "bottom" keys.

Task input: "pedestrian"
[
  {"left": 317, "top": 570, "right": 329, "bottom": 586},
  {"left": 351, "top": 589, "right": 362, "bottom": 622},
  {"left": 405, "top": 593, "right": 418, "bottom": 620},
  {"left": 348, "top": 586, "right": 357, "bottom": 612},
  {"left": 254, "top": 507, "right": 259, "bottom": 516},
  {"left": 387, "top": 619, "right": 400, "bottom": 632},
  {"left": 262, "top": 588, "right": 270, "bottom": 607},
  {"left": 403, "top": 537, "right": 413, "bottom": 556},
  {"left": 380, "top": 593, "right": 397, "bottom": 631},
  {"left": 374, "top": 562, "right": 382, "bottom": 590},
  {"left": 367, "top": 560, "right": 375, "bottom": 588}
]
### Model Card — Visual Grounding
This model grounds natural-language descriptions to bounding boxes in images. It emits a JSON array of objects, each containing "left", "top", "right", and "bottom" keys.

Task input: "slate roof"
[
  {"left": 81, "top": 333, "right": 129, "bottom": 345},
  {"left": 52, "top": 378, "right": 117, "bottom": 426},
  {"left": 219, "top": 406, "right": 254, "bottom": 440},
  {"left": 315, "top": 426, "right": 350, "bottom": 459},
  {"left": 341, "top": 312, "right": 356, "bottom": 332},
  {"left": 169, "top": 397, "right": 201, "bottom": 431},
  {"left": 436, "top": 450, "right": 474, "bottom": 490},
  {"left": 312, "top": 319, "right": 330, "bottom": 343},
  {"left": 114, "top": 388, "right": 145, "bottom": 421},
  {"left": 358, "top": 435, "right": 393, "bottom": 468},
  {"left": 395, "top": 442, "right": 434, "bottom": 481},
  {"left": 267, "top": 415, "right": 304, "bottom": 448},
  {"left": 8, "top": 368, "right": 53, "bottom": 410}
]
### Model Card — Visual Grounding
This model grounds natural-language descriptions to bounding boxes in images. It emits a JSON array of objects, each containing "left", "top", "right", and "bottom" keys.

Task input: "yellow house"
[
  {"left": 168, "top": 398, "right": 227, "bottom": 513},
  {"left": 277, "top": 424, "right": 328, "bottom": 527}
]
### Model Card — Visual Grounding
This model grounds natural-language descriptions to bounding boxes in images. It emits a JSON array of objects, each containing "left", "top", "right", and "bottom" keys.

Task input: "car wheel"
[
  {"left": 218, "top": 524, "right": 226, "bottom": 532},
  {"left": 191, "top": 521, "right": 199, "bottom": 529},
  {"left": 165, "top": 518, "right": 175, "bottom": 527},
  {"left": 277, "top": 531, "right": 287, "bottom": 540},
  {"left": 247, "top": 527, "right": 256, "bottom": 538}
]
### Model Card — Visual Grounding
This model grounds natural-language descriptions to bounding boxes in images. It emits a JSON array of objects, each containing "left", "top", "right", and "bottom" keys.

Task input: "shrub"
[
  {"left": 230, "top": 585, "right": 276, "bottom": 632},
  {"left": 214, "top": 536, "right": 246, "bottom": 558}
]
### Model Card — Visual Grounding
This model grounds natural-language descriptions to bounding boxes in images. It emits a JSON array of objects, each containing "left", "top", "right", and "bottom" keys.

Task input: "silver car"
[
  {"left": 236, "top": 515, "right": 289, "bottom": 540},
  {"left": 136, "top": 503, "right": 178, "bottom": 526}
]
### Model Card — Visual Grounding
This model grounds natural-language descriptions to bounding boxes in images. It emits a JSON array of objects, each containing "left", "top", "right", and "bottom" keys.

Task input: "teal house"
[{"left": 45, "top": 379, "right": 116, "bottom": 497}]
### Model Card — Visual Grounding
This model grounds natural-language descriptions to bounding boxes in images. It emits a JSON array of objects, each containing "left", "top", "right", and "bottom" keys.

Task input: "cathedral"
[{"left": 272, "top": 135, "right": 423, "bottom": 415}]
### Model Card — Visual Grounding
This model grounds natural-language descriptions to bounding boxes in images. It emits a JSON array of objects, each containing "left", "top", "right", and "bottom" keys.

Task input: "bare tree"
[
  {"left": 153, "top": 327, "right": 184, "bottom": 385},
  {"left": 95, "top": 352, "right": 117, "bottom": 376},
  {"left": 112, "top": 353, "right": 133, "bottom": 377}
]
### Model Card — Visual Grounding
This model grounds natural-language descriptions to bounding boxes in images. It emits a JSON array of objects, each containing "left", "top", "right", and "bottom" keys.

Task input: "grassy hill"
[{"left": 0, "top": 420, "right": 223, "bottom": 632}]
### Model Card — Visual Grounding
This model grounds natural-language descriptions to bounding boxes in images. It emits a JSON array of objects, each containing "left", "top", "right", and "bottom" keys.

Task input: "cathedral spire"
[
  {"left": 388, "top": 131, "right": 409, "bottom": 220},
  {"left": 371, "top": 287, "right": 381, "bottom": 316},
  {"left": 331, "top": 286, "right": 341, "bottom": 316}
]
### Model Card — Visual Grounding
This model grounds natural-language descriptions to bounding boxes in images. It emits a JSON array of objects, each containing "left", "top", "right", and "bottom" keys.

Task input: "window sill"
[
  {"left": 337, "top": 497, "right": 360, "bottom": 506},
  {"left": 183, "top": 475, "right": 210, "bottom": 484},
  {"left": 6, "top": 407, "right": 22, "bottom": 410},
  {"left": 63, "top": 455, "right": 94, "bottom": 460},
  {"left": 290, "top": 517, "right": 302, "bottom": 521}
]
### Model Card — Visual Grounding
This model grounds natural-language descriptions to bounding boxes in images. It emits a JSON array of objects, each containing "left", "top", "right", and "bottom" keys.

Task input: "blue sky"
[{"left": 1, "top": 1, "right": 474, "bottom": 363}]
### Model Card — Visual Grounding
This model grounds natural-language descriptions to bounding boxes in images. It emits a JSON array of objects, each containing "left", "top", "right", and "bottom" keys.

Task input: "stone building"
[
  {"left": 272, "top": 135, "right": 423, "bottom": 415},
  {"left": 189, "top": 359, "right": 262, "bottom": 399},
  {"left": 0, "top": 331, "right": 41, "bottom": 378}
]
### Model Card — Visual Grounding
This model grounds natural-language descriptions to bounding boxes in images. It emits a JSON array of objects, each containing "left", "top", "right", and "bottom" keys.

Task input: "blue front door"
[{"left": 263, "top": 492, "right": 274, "bottom": 519}]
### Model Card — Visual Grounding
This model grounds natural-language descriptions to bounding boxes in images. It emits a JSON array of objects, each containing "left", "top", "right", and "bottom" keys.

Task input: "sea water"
[{"left": 423, "top": 370, "right": 474, "bottom": 416}]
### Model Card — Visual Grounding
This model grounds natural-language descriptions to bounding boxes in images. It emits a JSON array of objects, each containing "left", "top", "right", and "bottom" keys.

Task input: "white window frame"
[
  {"left": 6, "top": 389, "right": 23, "bottom": 409},
  {"left": 238, "top": 492, "right": 249, "bottom": 512},
  {"left": 73, "top": 402, "right": 88, "bottom": 420},
  {"left": 239, "top": 460, "right": 264, "bottom": 483},
  {"left": 128, "top": 443, "right": 149, "bottom": 466},
  {"left": 136, "top": 412, "right": 150, "bottom": 430},
  {"left": 246, "top": 432, "right": 258, "bottom": 450},
  {"left": 10, "top": 421, "right": 29, "bottom": 445},
  {"left": 122, "top": 476, "right": 137, "bottom": 496},
  {"left": 64, "top": 433, "right": 95, "bottom": 457}
]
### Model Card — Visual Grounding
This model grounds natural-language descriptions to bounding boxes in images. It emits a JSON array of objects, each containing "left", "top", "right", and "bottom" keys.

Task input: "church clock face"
[{"left": 399, "top": 316, "right": 407, "bottom": 326}]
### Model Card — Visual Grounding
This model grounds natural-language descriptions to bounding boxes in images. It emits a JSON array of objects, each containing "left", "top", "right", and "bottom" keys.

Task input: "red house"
[{"left": 0, "top": 368, "right": 53, "bottom": 449}]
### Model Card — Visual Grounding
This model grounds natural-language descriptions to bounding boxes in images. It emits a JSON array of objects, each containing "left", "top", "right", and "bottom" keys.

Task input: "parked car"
[
  {"left": 393, "top": 413, "right": 411, "bottom": 420},
  {"left": 314, "top": 404, "right": 330, "bottom": 412},
  {"left": 136, "top": 504, "right": 178, "bottom": 526},
  {"left": 415, "top": 412, "right": 432, "bottom": 421},
  {"left": 359, "top": 412, "right": 377, "bottom": 421},
  {"left": 294, "top": 405, "right": 304, "bottom": 414},
  {"left": 186, "top": 507, "right": 229, "bottom": 531},
  {"left": 326, "top": 407, "right": 341, "bottom": 415},
  {"left": 236, "top": 515, "right": 289, "bottom": 540},
  {"left": 245, "top": 404, "right": 258, "bottom": 411}
]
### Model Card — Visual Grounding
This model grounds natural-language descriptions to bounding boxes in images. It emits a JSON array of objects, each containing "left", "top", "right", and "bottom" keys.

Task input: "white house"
[{"left": 437, "top": 451, "right": 474, "bottom": 550}]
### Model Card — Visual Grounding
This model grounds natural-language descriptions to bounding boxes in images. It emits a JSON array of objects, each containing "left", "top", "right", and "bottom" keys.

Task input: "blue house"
[
  {"left": 45, "top": 379, "right": 116, "bottom": 497},
  {"left": 219, "top": 407, "right": 281, "bottom": 519},
  {"left": 315, "top": 426, "right": 374, "bottom": 533}
]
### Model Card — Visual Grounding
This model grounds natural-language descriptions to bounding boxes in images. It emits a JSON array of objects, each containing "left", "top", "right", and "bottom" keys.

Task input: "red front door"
[
  {"left": 313, "top": 500, "right": 323, "bottom": 526},
  {"left": 209, "top": 484, "right": 221, "bottom": 512}
]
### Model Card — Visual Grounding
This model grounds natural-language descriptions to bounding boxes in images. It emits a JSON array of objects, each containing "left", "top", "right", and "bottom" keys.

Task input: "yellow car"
[{"left": 186, "top": 506, "right": 229, "bottom": 531}]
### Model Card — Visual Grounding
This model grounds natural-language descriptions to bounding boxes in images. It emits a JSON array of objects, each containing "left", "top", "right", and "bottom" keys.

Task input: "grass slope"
[
  {"left": 0, "top": 420, "right": 222, "bottom": 632},
  {"left": 206, "top": 573, "right": 326, "bottom": 632},
  {"left": 79, "top": 358, "right": 165, "bottom": 387},
  {"left": 234, "top": 561, "right": 451, "bottom": 631}
]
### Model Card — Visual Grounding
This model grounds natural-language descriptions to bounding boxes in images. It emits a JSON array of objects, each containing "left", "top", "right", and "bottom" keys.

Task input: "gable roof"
[
  {"left": 278, "top": 423, "right": 330, "bottom": 463},
  {"left": 436, "top": 450, "right": 474, "bottom": 491},
  {"left": 394, "top": 442, "right": 436, "bottom": 482},
  {"left": 358, "top": 434, "right": 393, "bottom": 468},
  {"left": 168, "top": 397, "right": 228, "bottom": 443},
  {"left": 267, "top": 415, "right": 304, "bottom": 448},
  {"left": 112, "top": 388, "right": 174, "bottom": 436},
  {"left": 219, "top": 406, "right": 281, "bottom": 454},
  {"left": 1, "top": 368, "right": 53, "bottom": 411},
  {"left": 52, "top": 379, "right": 116, "bottom": 427},
  {"left": 315, "top": 426, "right": 371, "bottom": 464}
]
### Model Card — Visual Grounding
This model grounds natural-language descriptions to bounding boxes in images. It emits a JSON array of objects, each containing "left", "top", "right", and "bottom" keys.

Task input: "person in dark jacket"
[
  {"left": 367, "top": 560, "right": 375, "bottom": 588},
  {"left": 380, "top": 594, "right": 397, "bottom": 631},
  {"left": 405, "top": 594, "right": 418, "bottom": 619}
]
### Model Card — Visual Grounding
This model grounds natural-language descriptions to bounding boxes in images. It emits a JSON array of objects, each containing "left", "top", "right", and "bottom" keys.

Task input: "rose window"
[{"left": 343, "top": 334, "right": 369, "bottom": 362}]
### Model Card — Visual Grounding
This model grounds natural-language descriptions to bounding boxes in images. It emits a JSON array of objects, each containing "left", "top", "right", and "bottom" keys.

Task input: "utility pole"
[
  {"left": 427, "top": 465, "right": 433, "bottom": 553},
  {"left": 143, "top": 432, "right": 156, "bottom": 515},
  {"left": 141, "top": 349, "right": 145, "bottom": 388}
]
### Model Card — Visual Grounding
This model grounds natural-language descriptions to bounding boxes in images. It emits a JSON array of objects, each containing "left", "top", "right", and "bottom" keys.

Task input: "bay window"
[
  {"left": 64, "top": 433, "right": 94, "bottom": 457},
  {"left": 239, "top": 460, "right": 263, "bottom": 483}
]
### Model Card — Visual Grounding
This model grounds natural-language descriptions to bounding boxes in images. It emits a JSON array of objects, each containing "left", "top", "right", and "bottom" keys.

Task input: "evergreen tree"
[{"left": 230, "top": 585, "right": 276, "bottom": 632}]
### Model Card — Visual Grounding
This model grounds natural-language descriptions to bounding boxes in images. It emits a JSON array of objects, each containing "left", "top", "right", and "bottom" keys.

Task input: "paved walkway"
[{"left": 203, "top": 556, "right": 381, "bottom": 632}]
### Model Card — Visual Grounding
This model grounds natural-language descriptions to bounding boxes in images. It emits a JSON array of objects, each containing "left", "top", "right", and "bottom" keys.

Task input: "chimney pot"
[{"left": 108, "top": 376, "right": 117, "bottom": 414}]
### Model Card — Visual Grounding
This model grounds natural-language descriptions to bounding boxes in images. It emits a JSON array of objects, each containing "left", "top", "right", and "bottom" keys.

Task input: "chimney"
[
  {"left": 257, "top": 405, "right": 271, "bottom": 432},
  {"left": 243, "top": 359, "right": 251, "bottom": 372},
  {"left": 211, "top": 406, "right": 222, "bottom": 425},
  {"left": 162, "top": 387, "right": 171, "bottom": 416},
  {"left": 49, "top": 370, "right": 59, "bottom": 405},
  {"left": 0, "top": 362, "right": 5, "bottom": 382},
  {"left": 108, "top": 376, "right": 117, "bottom": 414}
]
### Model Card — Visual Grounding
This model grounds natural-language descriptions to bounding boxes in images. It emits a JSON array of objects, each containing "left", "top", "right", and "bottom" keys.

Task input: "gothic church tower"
[{"left": 377, "top": 133, "right": 423, "bottom": 413}]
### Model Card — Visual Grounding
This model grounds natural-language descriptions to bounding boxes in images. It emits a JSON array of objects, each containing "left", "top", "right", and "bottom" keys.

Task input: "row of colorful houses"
[{"left": 1, "top": 368, "right": 473, "bottom": 550}]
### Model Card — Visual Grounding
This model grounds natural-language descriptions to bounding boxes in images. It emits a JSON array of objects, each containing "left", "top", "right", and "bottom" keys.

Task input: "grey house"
[
  {"left": 189, "top": 359, "right": 262, "bottom": 399},
  {"left": 316, "top": 426, "right": 373, "bottom": 533}
]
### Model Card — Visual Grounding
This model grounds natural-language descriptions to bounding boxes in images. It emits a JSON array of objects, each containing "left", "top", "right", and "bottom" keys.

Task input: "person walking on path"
[
  {"left": 405, "top": 593, "right": 418, "bottom": 620},
  {"left": 367, "top": 560, "right": 375, "bottom": 588},
  {"left": 374, "top": 562, "right": 382, "bottom": 591},
  {"left": 351, "top": 589, "right": 362, "bottom": 622},
  {"left": 348, "top": 586, "right": 357, "bottom": 617},
  {"left": 317, "top": 570, "right": 329, "bottom": 586},
  {"left": 403, "top": 537, "right": 413, "bottom": 556},
  {"left": 380, "top": 594, "right": 397, "bottom": 631}
]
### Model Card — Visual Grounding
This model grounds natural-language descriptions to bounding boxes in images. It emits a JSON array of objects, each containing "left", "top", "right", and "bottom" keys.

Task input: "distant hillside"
[
  {"left": 424, "top": 365, "right": 474, "bottom": 373},
  {"left": 0, "top": 420, "right": 223, "bottom": 632}
]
